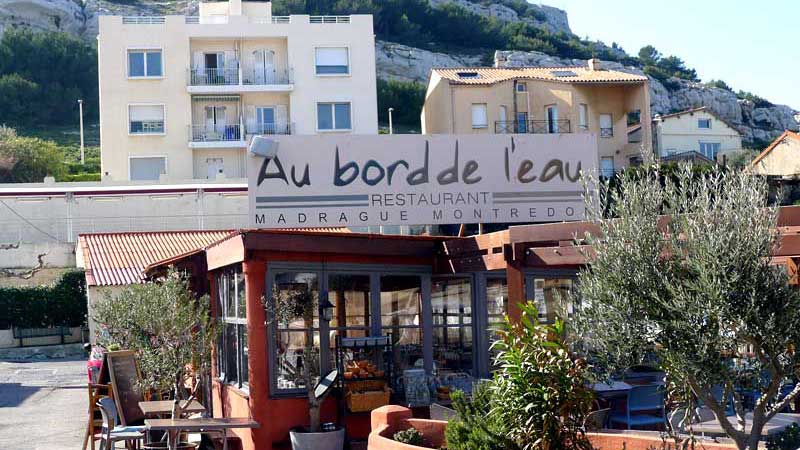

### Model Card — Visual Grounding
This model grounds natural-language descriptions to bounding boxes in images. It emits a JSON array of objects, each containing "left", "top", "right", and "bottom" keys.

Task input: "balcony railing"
[
  {"left": 247, "top": 123, "right": 293, "bottom": 136},
  {"left": 189, "top": 68, "right": 240, "bottom": 86},
  {"left": 122, "top": 16, "right": 165, "bottom": 24},
  {"left": 189, "top": 124, "right": 243, "bottom": 142},
  {"left": 310, "top": 15, "right": 350, "bottom": 24},
  {"left": 494, "top": 119, "right": 572, "bottom": 134},
  {"left": 600, "top": 127, "right": 614, "bottom": 138},
  {"left": 242, "top": 68, "right": 293, "bottom": 85}
]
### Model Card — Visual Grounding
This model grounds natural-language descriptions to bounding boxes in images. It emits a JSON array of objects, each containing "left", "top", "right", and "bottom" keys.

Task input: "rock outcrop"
[
  {"left": 494, "top": 50, "right": 799, "bottom": 145},
  {"left": 376, "top": 40, "right": 483, "bottom": 84},
  {"left": 428, "top": 0, "right": 570, "bottom": 34}
]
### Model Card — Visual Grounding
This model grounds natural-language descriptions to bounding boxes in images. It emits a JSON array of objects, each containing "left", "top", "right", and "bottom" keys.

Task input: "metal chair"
[
  {"left": 584, "top": 408, "right": 610, "bottom": 431},
  {"left": 96, "top": 396, "right": 145, "bottom": 450},
  {"left": 610, "top": 385, "right": 665, "bottom": 430}
]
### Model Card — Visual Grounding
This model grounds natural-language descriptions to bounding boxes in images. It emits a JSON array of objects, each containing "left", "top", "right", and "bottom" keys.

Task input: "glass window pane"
[
  {"left": 225, "top": 324, "right": 238, "bottom": 384},
  {"left": 236, "top": 269, "right": 246, "bottom": 319},
  {"left": 431, "top": 278, "right": 471, "bottom": 326},
  {"left": 239, "top": 324, "right": 248, "bottom": 385},
  {"left": 533, "top": 278, "right": 574, "bottom": 323},
  {"left": 146, "top": 51, "right": 162, "bottom": 76},
  {"left": 329, "top": 274, "right": 370, "bottom": 330},
  {"left": 381, "top": 275, "right": 423, "bottom": 376},
  {"left": 276, "top": 330, "right": 320, "bottom": 390},
  {"left": 486, "top": 277, "right": 508, "bottom": 324},
  {"left": 433, "top": 326, "right": 473, "bottom": 374},
  {"left": 334, "top": 103, "right": 351, "bottom": 130},
  {"left": 317, "top": 104, "right": 333, "bottom": 130},
  {"left": 226, "top": 270, "right": 236, "bottom": 318},
  {"left": 129, "top": 52, "right": 145, "bottom": 77},
  {"left": 273, "top": 272, "right": 319, "bottom": 329}
]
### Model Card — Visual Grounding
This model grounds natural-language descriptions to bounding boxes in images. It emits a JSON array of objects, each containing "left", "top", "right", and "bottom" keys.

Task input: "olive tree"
[
  {"left": 94, "top": 270, "right": 215, "bottom": 417},
  {"left": 573, "top": 161, "right": 800, "bottom": 450}
]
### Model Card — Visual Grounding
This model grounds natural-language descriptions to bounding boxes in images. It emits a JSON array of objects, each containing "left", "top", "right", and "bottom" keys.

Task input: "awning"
[{"left": 192, "top": 95, "right": 240, "bottom": 102}]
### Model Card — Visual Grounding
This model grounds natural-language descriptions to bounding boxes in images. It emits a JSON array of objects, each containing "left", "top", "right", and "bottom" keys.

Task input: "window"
[
  {"left": 256, "top": 107, "right": 275, "bottom": 134},
  {"left": 516, "top": 82, "right": 527, "bottom": 92},
  {"left": 380, "top": 275, "right": 423, "bottom": 376},
  {"left": 315, "top": 47, "right": 349, "bottom": 75},
  {"left": 273, "top": 272, "right": 320, "bottom": 392},
  {"left": 431, "top": 278, "right": 473, "bottom": 374},
  {"left": 485, "top": 277, "right": 507, "bottom": 369},
  {"left": 599, "top": 113, "right": 613, "bottom": 138},
  {"left": 317, "top": 102, "right": 351, "bottom": 131},
  {"left": 516, "top": 112, "right": 528, "bottom": 133},
  {"left": 600, "top": 156, "right": 615, "bottom": 178},
  {"left": 699, "top": 142, "right": 721, "bottom": 160},
  {"left": 128, "top": 50, "right": 162, "bottom": 77},
  {"left": 471, "top": 104, "right": 488, "bottom": 129},
  {"left": 545, "top": 105, "right": 559, "bottom": 133},
  {"left": 129, "top": 156, "right": 166, "bottom": 181},
  {"left": 215, "top": 266, "right": 248, "bottom": 388},
  {"left": 579, "top": 104, "right": 588, "bottom": 129},
  {"left": 328, "top": 274, "right": 371, "bottom": 367},
  {"left": 528, "top": 277, "right": 575, "bottom": 324},
  {"left": 698, "top": 118, "right": 712, "bottom": 129},
  {"left": 129, "top": 105, "right": 165, "bottom": 134}
]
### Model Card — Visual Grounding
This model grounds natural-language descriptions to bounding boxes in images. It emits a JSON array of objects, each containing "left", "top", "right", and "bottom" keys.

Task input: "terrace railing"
[
  {"left": 189, "top": 124, "right": 243, "bottom": 142},
  {"left": 247, "top": 123, "right": 293, "bottom": 136},
  {"left": 189, "top": 68, "right": 240, "bottom": 86},
  {"left": 494, "top": 119, "right": 572, "bottom": 134}
]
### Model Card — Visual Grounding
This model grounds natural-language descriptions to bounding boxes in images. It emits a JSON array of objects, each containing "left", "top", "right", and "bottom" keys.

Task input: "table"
[
  {"left": 692, "top": 413, "right": 800, "bottom": 437},
  {"left": 145, "top": 417, "right": 259, "bottom": 450},
  {"left": 591, "top": 381, "right": 632, "bottom": 396},
  {"left": 139, "top": 400, "right": 206, "bottom": 417}
]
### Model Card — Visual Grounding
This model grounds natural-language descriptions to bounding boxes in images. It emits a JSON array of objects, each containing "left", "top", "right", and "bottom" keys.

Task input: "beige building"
[
  {"left": 420, "top": 59, "right": 651, "bottom": 175},
  {"left": 750, "top": 131, "right": 800, "bottom": 177},
  {"left": 653, "top": 106, "right": 742, "bottom": 162},
  {"left": 98, "top": 0, "right": 378, "bottom": 182}
]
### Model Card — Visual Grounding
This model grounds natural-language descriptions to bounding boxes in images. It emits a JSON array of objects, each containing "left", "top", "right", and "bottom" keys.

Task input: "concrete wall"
[
  {"left": 421, "top": 76, "right": 651, "bottom": 170},
  {"left": 654, "top": 109, "right": 742, "bottom": 160},
  {"left": 98, "top": 2, "right": 377, "bottom": 182},
  {"left": 752, "top": 137, "right": 800, "bottom": 177},
  {"left": 86, "top": 285, "right": 124, "bottom": 343},
  {"left": 0, "top": 327, "right": 83, "bottom": 349},
  {"left": 0, "top": 181, "right": 247, "bottom": 244}
]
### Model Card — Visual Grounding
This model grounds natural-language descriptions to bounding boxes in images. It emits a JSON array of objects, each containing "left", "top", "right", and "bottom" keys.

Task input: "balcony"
[
  {"left": 247, "top": 123, "right": 293, "bottom": 136},
  {"left": 494, "top": 119, "right": 572, "bottom": 134},
  {"left": 188, "top": 124, "right": 246, "bottom": 148},
  {"left": 187, "top": 67, "right": 294, "bottom": 94}
]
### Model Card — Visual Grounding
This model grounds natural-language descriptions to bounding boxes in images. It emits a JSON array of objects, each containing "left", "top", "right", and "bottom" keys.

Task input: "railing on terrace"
[
  {"left": 241, "top": 67, "right": 293, "bottom": 85},
  {"left": 189, "top": 68, "right": 240, "bottom": 86},
  {"left": 247, "top": 123, "right": 294, "bottom": 136},
  {"left": 494, "top": 119, "right": 572, "bottom": 134},
  {"left": 271, "top": 16, "right": 291, "bottom": 24},
  {"left": 310, "top": 15, "right": 350, "bottom": 24},
  {"left": 189, "top": 124, "right": 243, "bottom": 142},
  {"left": 122, "top": 16, "right": 166, "bottom": 24},
  {"left": 185, "top": 16, "right": 200, "bottom": 24}
]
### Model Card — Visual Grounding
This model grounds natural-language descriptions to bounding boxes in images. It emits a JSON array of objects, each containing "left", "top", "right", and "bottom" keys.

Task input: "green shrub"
[
  {"left": 0, "top": 270, "right": 87, "bottom": 329},
  {"left": 377, "top": 79, "right": 426, "bottom": 130},
  {"left": 768, "top": 423, "right": 800, "bottom": 450},
  {"left": 59, "top": 173, "right": 101, "bottom": 182},
  {"left": 393, "top": 428, "right": 424, "bottom": 446}
]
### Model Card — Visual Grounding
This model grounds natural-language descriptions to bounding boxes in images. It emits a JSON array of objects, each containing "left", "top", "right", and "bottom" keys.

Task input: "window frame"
[
  {"left": 128, "top": 155, "right": 168, "bottom": 181},
  {"left": 316, "top": 102, "right": 352, "bottom": 132},
  {"left": 698, "top": 118, "right": 712, "bottom": 129},
  {"left": 524, "top": 270, "right": 580, "bottom": 325},
  {"left": 127, "top": 103, "right": 166, "bottom": 136},
  {"left": 430, "top": 275, "right": 476, "bottom": 376},
  {"left": 579, "top": 103, "right": 589, "bottom": 130},
  {"left": 215, "top": 265, "right": 249, "bottom": 391},
  {"left": 314, "top": 46, "right": 351, "bottom": 77},
  {"left": 126, "top": 48, "right": 164, "bottom": 79},
  {"left": 516, "top": 82, "right": 527, "bottom": 92},
  {"left": 265, "top": 262, "right": 433, "bottom": 398},
  {"left": 471, "top": 103, "right": 488, "bottom": 129}
]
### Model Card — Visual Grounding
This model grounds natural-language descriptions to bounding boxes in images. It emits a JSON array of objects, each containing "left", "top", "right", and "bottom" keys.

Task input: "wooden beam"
[
  {"left": 446, "top": 254, "right": 507, "bottom": 273},
  {"left": 242, "top": 232, "right": 439, "bottom": 258},
  {"left": 441, "top": 230, "right": 508, "bottom": 256},
  {"left": 524, "top": 246, "right": 592, "bottom": 267}
]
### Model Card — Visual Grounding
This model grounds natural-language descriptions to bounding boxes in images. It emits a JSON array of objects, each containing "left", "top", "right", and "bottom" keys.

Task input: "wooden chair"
[{"left": 82, "top": 383, "right": 111, "bottom": 450}]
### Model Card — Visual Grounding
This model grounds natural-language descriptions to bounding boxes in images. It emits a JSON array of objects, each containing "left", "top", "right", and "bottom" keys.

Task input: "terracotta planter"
[{"left": 290, "top": 426, "right": 345, "bottom": 450}]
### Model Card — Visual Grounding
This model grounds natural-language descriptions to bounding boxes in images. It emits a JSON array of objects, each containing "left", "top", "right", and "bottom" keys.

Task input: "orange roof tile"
[
  {"left": 77, "top": 230, "right": 235, "bottom": 286},
  {"left": 433, "top": 66, "right": 648, "bottom": 85},
  {"left": 750, "top": 130, "right": 800, "bottom": 167}
]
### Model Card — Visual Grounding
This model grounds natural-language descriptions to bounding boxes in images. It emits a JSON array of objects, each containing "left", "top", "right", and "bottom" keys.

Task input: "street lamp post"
[
  {"left": 77, "top": 99, "right": 85, "bottom": 165},
  {"left": 388, "top": 108, "right": 394, "bottom": 135}
]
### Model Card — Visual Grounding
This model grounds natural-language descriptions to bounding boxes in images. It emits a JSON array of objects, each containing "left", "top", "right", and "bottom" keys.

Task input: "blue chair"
[
  {"left": 96, "top": 397, "right": 145, "bottom": 450},
  {"left": 610, "top": 385, "right": 665, "bottom": 429}
]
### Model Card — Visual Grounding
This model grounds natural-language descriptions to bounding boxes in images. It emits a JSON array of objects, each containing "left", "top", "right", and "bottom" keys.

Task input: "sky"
[{"left": 540, "top": 0, "right": 799, "bottom": 111}]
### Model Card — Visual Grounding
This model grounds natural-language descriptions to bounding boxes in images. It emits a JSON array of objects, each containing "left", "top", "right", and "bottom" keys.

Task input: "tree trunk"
[{"left": 305, "top": 322, "right": 320, "bottom": 432}]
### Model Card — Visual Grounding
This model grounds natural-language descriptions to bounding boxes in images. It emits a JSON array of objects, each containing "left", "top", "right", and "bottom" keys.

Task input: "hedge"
[{"left": 0, "top": 270, "right": 87, "bottom": 329}]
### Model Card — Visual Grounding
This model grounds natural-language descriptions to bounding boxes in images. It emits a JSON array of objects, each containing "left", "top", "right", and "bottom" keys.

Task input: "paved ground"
[{"left": 0, "top": 357, "right": 87, "bottom": 450}]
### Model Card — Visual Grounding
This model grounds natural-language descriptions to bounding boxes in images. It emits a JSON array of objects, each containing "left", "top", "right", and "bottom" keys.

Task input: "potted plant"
[
  {"left": 94, "top": 270, "right": 216, "bottom": 449},
  {"left": 268, "top": 284, "right": 345, "bottom": 450}
]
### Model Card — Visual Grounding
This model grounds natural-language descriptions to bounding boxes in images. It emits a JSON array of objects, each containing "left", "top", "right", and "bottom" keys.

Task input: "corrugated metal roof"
[{"left": 77, "top": 230, "right": 234, "bottom": 286}]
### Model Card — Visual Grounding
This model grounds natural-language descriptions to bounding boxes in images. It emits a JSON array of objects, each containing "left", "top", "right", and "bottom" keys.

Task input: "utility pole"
[
  {"left": 388, "top": 108, "right": 394, "bottom": 135},
  {"left": 78, "top": 99, "right": 85, "bottom": 164}
]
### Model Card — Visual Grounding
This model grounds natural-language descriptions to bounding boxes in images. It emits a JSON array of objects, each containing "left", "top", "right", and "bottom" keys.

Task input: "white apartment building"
[
  {"left": 653, "top": 106, "right": 742, "bottom": 162},
  {"left": 98, "top": 0, "right": 378, "bottom": 182}
]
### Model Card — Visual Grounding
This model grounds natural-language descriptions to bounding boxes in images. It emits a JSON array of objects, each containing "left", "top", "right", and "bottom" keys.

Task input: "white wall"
[{"left": 655, "top": 110, "right": 742, "bottom": 160}]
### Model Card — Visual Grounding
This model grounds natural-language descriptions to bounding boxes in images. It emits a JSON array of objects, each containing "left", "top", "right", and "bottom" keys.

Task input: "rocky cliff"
[{"left": 2, "top": 0, "right": 797, "bottom": 144}]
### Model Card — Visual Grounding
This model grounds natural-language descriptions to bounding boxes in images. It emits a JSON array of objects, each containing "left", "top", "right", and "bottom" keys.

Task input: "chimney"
[
  {"left": 587, "top": 58, "right": 601, "bottom": 71},
  {"left": 494, "top": 51, "right": 507, "bottom": 68}
]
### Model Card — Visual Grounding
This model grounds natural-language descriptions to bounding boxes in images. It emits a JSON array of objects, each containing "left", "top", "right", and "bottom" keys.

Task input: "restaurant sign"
[{"left": 247, "top": 134, "right": 597, "bottom": 228}]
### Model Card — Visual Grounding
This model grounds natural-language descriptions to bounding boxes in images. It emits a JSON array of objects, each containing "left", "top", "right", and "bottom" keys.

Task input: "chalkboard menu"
[{"left": 106, "top": 350, "right": 146, "bottom": 426}]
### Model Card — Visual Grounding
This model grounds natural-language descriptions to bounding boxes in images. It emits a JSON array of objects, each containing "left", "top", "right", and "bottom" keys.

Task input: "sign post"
[{"left": 248, "top": 134, "right": 597, "bottom": 229}]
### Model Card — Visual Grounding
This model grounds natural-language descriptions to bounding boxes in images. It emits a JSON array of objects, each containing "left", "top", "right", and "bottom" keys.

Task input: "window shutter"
[
  {"left": 193, "top": 52, "right": 204, "bottom": 69},
  {"left": 471, "top": 104, "right": 487, "bottom": 127},
  {"left": 224, "top": 51, "right": 236, "bottom": 68},
  {"left": 276, "top": 105, "right": 288, "bottom": 134},
  {"left": 246, "top": 105, "right": 257, "bottom": 133},
  {"left": 315, "top": 48, "right": 348, "bottom": 66},
  {"left": 130, "top": 105, "right": 164, "bottom": 121}
]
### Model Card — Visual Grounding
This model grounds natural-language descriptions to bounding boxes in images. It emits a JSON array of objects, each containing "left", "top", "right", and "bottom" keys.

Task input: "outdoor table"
[
  {"left": 139, "top": 400, "right": 206, "bottom": 417},
  {"left": 591, "top": 381, "right": 633, "bottom": 396},
  {"left": 691, "top": 413, "right": 800, "bottom": 437},
  {"left": 145, "top": 417, "right": 259, "bottom": 450}
]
